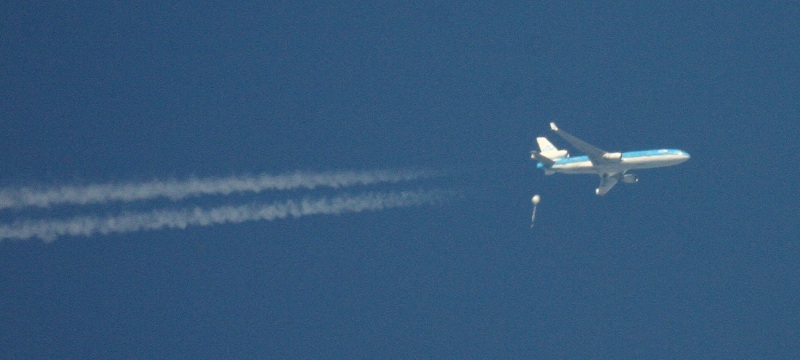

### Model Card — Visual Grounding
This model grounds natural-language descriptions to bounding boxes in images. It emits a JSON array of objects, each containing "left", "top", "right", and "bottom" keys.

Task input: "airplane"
[{"left": 531, "top": 122, "right": 690, "bottom": 196}]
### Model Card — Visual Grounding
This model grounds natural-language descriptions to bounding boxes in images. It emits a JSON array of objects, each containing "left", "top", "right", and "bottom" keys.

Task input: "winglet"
[{"left": 550, "top": 122, "right": 559, "bottom": 131}]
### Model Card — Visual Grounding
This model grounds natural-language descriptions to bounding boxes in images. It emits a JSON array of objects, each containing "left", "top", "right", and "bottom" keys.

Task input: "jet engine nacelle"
[
  {"left": 541, "top": 149, "right": 569, "bottom": 159},
  {"left": 602, "top": 152, "right": 622, "bottom": 161},
  {"left": 622, "top": 174, "right": 638, "bottom": 184}
]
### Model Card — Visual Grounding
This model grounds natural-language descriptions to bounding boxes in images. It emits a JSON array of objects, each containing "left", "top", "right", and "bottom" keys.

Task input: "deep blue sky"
[{"left": 2, "top": 2, "right": 799, "bottom": 358}]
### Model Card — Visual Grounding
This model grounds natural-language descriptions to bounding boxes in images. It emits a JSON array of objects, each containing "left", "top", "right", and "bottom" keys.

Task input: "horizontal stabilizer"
[{"left": 530, "top": 151, "right": 555, "bottom": 166}]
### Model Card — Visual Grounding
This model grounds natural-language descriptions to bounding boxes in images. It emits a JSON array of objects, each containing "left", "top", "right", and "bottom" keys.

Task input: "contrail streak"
[
  {"left": 0, "top": 188, "right": 453, "bottom": 242},
  {"left": 0, "top": 168, "right": 440, "bottom": 210}
]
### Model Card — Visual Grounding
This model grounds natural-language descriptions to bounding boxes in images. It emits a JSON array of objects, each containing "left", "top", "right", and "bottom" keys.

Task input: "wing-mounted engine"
[
  {"left": 601, "top": 152, "right": 622, "bottom": 162},
  {"left": 622, "top": 173, "right": 638, "bottom": 184}
]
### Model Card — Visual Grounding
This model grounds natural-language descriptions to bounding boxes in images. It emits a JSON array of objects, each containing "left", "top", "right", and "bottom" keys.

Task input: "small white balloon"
[{"left": 530, "top": 195, "right": 540, "bottom": 228}]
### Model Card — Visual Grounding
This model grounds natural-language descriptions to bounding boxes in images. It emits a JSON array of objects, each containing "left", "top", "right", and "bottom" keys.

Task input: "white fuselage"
[{"left": 538, "top": 149, "right": 690, "bottom": 175}]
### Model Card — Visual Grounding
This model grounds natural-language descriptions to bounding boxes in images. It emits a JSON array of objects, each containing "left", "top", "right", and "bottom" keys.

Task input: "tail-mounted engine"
[{"left": 541, "top": 149, "right": 569, "bottom": 160}]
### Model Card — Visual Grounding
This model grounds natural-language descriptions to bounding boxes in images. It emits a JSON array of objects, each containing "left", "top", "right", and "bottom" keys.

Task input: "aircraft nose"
[{"left": 682, "top": 151, "right": 691, "bottom": 160}]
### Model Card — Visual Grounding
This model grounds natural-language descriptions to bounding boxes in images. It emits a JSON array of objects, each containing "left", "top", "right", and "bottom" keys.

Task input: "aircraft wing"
[
  {"left": 550, "top": 122, "right": 611, "bottom": 164},
  {"left": 596, "top": 173, "right": 620, "bottom": 196}
]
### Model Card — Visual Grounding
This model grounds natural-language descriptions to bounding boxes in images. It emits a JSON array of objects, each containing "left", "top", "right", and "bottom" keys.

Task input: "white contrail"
[
  {"left": 0, "top": 168, "right": 441, "bottom": 210},
  {"left": 0, "top": 188, "right": 453, "bottom": 242}
]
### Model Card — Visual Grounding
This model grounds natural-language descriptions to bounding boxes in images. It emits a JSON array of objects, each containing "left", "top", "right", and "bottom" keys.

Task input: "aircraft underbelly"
[{"left": 553, "top": 162, "right": 599, "bottom": 174}]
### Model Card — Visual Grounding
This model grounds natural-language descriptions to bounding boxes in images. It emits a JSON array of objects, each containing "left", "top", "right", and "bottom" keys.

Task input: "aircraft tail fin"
[{"left": 536, "top": 137, "right": 569, "bottom": 159}]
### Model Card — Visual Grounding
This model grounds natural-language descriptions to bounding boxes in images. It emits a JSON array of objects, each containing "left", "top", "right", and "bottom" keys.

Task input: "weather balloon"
[{"left": 530, "top": 194, "right": 541, "bottom": 228}]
